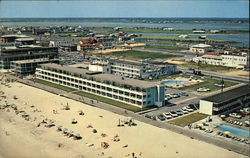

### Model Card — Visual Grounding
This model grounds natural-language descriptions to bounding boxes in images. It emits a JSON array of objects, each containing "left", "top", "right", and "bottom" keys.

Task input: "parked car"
[
  {"left": 145, "top": 114, "right": 153, "bottom": 119},
  {"left": 169, "top": 111, "right": 178, "bottom": 117},
  {"left": 179, "top": 92, "right": 189, "bottom": 96},
  {"left": 229, "top": 113, "right": 242, "bottom": 119},
  {"left": 163, "top": 112, "right": 172, "bottom": 119},
  {"left": 180, "top": 109, "right": 188, "bottom": 114},
  {"left": 240, "top": 108, "right": 250, "bottom": 115},
  {"left": 188, "top": 104, "right": 199, "bottom": 110},
  {"left": 197, "top": 87, "right": 210, "bottom": 92},
  {"left": 170, "top": 93, "right": 180, "bottom": 98},
  {"left": 175, "top": 110, "right": 184, "bottom": 115},
  {"left": 183, "top": 106, "right": 194, "bottom": 112},
  {"left": 157, "top": 115, "right": 166, "bottom": 121}
]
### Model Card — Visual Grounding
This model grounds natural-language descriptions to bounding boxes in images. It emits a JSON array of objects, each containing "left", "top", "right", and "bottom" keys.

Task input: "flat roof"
[
  {"left": 12, "top": 58, "right": 59, "bottom": 64},
  {"left": 39, "top": 63, "right": 160, "bottom": 89},
  {"left": 1, "top": 34, "right": 30, "bottom": 38},
  {"left": 15, "top": 38, "right": 35, "bottom": 42},
  {"left": 109, "top": 59, "right": 145, "bottom": 66},
  {"left": 202, "top": 85, "right": 250, "bottom": 104},
  {"left": 191, "top": 44, "right": 212, "bottom": 48}
]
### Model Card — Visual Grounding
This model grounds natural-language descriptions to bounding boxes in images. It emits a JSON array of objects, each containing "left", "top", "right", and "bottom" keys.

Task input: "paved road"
[
  {"left": 3, "top": 73, "right": 249, "bottom": 157},
  {"left": 181, "top": 68, "right": 249, "bottom": 84},
  {"left": 134, "top": 47, "right": 249, "bottom": 84}
]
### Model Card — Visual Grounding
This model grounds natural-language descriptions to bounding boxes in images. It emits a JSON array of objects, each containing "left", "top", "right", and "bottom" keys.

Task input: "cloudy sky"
[{"left": 0, "top": 0, "right": 249, "bottom": 18}]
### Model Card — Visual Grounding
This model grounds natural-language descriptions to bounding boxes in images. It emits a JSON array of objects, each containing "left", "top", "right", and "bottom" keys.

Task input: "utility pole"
[{"left": 221, "top": 77, "right": 224, "bottom": 93}]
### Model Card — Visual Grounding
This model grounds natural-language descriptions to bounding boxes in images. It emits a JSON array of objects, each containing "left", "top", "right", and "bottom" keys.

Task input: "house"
[{"left": 190, "top": 44, "right": 213, "bottom": 53}]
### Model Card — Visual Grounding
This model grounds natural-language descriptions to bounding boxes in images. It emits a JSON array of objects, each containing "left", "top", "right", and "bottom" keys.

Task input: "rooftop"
[
  {"left": 1, "top": 34, "right": 30, "bottom": 38},
  {"left": 12, "top": 58, "right": 59, "bottom": 64},
  {"left": 39, "top": 63, "right": 160, "bottom": 89},
  {"left": 191, "top": 44, "right": 212, "bottom": 48},
  {"left": 15, "top": 38, "right": 35, "bottom": 42},
  {"left": 202, "top": 85, "right": 250, "bottom": 104}
]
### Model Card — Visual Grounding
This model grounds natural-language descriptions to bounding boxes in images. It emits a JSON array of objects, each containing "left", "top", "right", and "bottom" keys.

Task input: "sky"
[{"left": 0, "top": 1, "right": 249, "bottom": 18}]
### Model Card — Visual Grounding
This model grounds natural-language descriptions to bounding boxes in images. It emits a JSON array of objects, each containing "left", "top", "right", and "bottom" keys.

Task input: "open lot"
[
  {"left": 179, "top": 62, "right": 237, "bottom": 73},
  {"left": 98, "top": 50, "right": 181, "bottom": 61},
  {"left": 168, "top": 113, "right": 208, "bottom": 127},
  {"left": 161, "top": 73, "right": 239, "bottom": 94}
]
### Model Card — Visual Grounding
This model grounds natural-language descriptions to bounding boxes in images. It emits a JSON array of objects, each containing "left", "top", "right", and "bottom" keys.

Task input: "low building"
[
  {"left": 88, "top": 58, "right": 177, "bottom": 79},
  {"left": 192, "top": 53, "right": 249, "bottom": 69},
  {"left": 0, "top": 46, "right": 58, "bottom": 69},
  {"left": 193, "top": 30, "right": 206, "bottom": 34},
  {"left": 49, "top": 39, "right": 74, "bottom": 47},
  {"left": 15, "top": 37, "right": 36, "bottom": 45},
  {"left": 190, "top": 44, "right": 213, "bottom": 53},
  {"left": 10, "top": 58, "right": 59, "bottom": 75},
  {"left": 77, "top": 38, "right": 102, "bottom": 51},
  {"left": 199, "top": 85, "right": 250, "bottom": 115},
  {"left": 0, "top": 34, "right": 30, "bottom": 43},
  {"left": 35, "top": 63, "right": 166, "bottom": 108}
]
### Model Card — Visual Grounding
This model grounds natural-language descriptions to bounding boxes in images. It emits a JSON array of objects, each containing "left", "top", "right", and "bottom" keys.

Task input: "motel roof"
[
  {"left": 12, "top": 58, "right": 59, "bottom": 64},
  {"left": 39, "top": 63, "right": 160, "bottom": 89},
  {"left": 191, "top": 44, "right": 212, "bottom": 48},
  {"left": 202, "top": 85, "right": 250, "bottom": 104}
]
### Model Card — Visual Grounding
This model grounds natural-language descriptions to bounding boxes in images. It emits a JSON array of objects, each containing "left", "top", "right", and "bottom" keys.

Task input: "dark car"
[
  {"left": 157, "top": 115, "right": 166, "bottom": 121},
  {"left": 175, "top": 109, "right": 184, "bottom": 115},
  {"left": 179, "top": 92, "right": 189, "bottom": 96}
]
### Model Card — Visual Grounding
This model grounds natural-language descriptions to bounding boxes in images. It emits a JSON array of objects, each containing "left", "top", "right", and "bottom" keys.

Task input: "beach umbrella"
[
  {"left": 56, "top": 125, "right": 63, "bottom": 130},
  {"left": 62, "top": 128, "right": 68, "bottom": 132},
  {"left": 68, "top": 131, "right": 74, "bottom": 136},
  {"left": 224, "top": 131, "right": 230, "bottom": 135}
]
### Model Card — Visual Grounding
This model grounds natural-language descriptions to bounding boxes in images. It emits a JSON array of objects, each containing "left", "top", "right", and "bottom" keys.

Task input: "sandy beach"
[{"left": 0, "top": 81, "right": 247, "bottom": 158}]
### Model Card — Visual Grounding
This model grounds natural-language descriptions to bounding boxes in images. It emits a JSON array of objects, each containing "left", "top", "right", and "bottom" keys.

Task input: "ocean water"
[{"left": 0, "top": 18, "right": 249, "bottom": 47}]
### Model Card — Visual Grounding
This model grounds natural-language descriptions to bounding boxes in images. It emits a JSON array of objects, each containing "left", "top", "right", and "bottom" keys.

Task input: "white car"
[
  {"left": 197, "top": 87, "right": 210, "bottom": 92},
  {"left": 163, "top": 113, "right": 172, "bottom": 119},
  {"left": 229, "top": 113, "right": 242, "bottom": 119},
  {"left": 183, "top": 106, "right": 194, "bottom": 112}
]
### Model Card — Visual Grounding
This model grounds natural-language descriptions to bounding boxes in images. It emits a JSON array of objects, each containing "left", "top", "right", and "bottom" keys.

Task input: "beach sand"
[{"left": 0, "top": 81, "right": 247, "bottom": 158}]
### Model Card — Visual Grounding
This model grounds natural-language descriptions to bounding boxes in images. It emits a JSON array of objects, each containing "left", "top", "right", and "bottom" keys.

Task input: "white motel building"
[{"left": 35, "top": 63, "right": 166, "bottom": 108}]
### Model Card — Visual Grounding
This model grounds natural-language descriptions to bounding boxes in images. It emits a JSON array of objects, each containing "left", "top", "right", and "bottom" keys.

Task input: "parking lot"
[
  {"left": 143, "top": 87, "right": 202, "bottom": 122},
  {"left": 145, "top": 87, "right": 200, "bottom": 115}
]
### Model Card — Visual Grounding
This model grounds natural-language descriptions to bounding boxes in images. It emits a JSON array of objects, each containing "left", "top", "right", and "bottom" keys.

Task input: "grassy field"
[
  {"left": 142, "top": 36, "right": 240, "bottom": 44},
  {"left": 163, "top": 73, "right": 239, "bottom": 93},
  {"left": 31, "top": 78, "right": 76, "bottom": 92},
  {"left": 89, "top": 27, "right": 249, "bottom": 34},
  {"left": 98, "top": 50, "right": 181, "bottom": 61},
  {"left": 30, "top": 78, "right": 152, "bottom": 112},
  {"left": 73, "top": 91, "right": 148, "bottom": 112},
  {"left": 180, "top": 77, "right": 238, "bottom": 93},
  {"left": 168, "top": 113, "right": 208, "bottom": 127},
  {"left": 145, "top": 44, "right": 188, "bottom": 51},
  {"left": 179, "top": 62, "right": 236, "bottom": 72}
]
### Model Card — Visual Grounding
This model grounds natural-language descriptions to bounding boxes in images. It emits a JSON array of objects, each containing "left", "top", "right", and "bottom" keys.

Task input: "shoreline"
[{"left": 0, "top": 74, "right": 249, "bottom": 157}]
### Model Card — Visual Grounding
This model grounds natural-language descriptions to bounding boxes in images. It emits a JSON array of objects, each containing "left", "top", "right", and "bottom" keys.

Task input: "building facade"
[
  {"left": 190, "top": 44, "right": 212, "bottom": 53},
  {"left": 0, "top": 46, "right": 58, "bottom": 69},
  {"left": 35, "top": 63, "right": 166, "bottom": 108},
  {"left": 199, "top": 85, "right": 250, "bottom": 115},
  {"left": 193, "top": 53, "right": 249, "bottom": 69},
  {"left": 10, "top": 58, "right": 59, "bottom": 74},
  {"left": 88, "top": 58, "right": 177, "bottom": 79}
]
